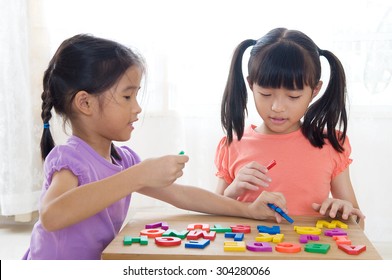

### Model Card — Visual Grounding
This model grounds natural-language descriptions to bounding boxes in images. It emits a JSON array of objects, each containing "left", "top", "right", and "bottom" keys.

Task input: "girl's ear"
[
  {"left": 312, "top": 81, "right": 323, "bottom": 99},
  {"left": 73, "top": 90, "right": 95, "bottom": 115}
]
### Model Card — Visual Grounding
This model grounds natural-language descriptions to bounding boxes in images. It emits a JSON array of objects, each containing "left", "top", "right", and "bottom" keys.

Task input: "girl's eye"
[
  {"left": 124, "top": 96, "right": 131, "bottom": 100},
  {"left": 260, "top": 93, "right": 271, "bottom": 97},
  {"left": 289, "top": 96, "right": 301, "bottom": 99}
]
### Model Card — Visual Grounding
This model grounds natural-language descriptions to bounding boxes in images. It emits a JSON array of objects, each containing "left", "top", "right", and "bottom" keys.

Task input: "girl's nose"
[
  {"left": 132, "top": 99, "right": 142, "bottom": 114},
  {"left": 135, "top": 103, "right": 142, "bottom": 114},
  {"left": 271, "top": 99, "right": 285, "bottom": 112}
]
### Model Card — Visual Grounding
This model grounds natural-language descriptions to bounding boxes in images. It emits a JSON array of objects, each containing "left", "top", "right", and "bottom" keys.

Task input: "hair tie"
[
  {"left": 44, "top": 122, "right": 50, "bottom": 129},
  {"left": 318, "top": 48, "right": 324, "bottom": 56}
]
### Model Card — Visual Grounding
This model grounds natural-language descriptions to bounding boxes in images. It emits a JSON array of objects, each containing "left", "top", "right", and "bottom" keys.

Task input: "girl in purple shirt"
[{"left": 23, "top": 34, "right": 287, "bottom": 259}]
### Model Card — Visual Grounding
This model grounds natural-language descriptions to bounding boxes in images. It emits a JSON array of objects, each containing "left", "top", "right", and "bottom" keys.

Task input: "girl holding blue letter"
[{"left": 215, "top": 28, "right": 365, "bottom": 225}]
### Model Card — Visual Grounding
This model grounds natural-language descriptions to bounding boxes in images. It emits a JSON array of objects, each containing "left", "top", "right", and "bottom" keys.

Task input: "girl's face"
[
  {"left": 95, "top": 65, "right": 143, "bottom": 142},
  {"left": 251, "top": 82, "right": 321, "bottom": 134}
]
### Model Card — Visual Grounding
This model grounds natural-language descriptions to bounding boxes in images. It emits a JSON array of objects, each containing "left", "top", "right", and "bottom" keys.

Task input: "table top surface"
[{"left": 102, "top": 210, "right": 382, "bottom": 260}]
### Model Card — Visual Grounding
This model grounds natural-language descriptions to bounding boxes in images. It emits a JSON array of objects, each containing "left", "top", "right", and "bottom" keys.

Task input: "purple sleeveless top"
[{"left": 22, "top": 136, "right": 140, "bottom": 259}]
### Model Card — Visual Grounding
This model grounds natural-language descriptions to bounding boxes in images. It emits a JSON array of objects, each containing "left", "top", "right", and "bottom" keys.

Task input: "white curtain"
[{"left": 0, "top": 0, "right": 42, "bottom": 218}]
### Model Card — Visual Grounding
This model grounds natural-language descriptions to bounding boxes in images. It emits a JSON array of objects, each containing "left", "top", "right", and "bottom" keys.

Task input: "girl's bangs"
[{"left": 250, "top": 43, "right": 314, "bottom": 90}]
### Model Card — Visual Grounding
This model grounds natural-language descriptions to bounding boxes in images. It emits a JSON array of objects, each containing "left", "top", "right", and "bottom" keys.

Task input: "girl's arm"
[
  {"left": 139, "top": 183, "right": 287, "bottom": 222},
  {"left": 40, "top": 155, "right": 188, "bottom": 231},
  {"left": 216, "top": 161, "right": 271, "bottom": 199},
  {"left": 216, "top": 178, "right": 230, "bottom": 195},
  {"left": 312, "top": 167, "right": 365, "bottom": 228}
]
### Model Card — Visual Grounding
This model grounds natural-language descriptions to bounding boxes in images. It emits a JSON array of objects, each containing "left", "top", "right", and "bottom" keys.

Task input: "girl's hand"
[
  {"left": 312, "top": 198, "right": 365, "bottom": 221},
  {"left": 224, "top": 161, "right": 272, "bottom": 199},
  {"left": 135, "top": 155, "right": 189, "bottom": 188},
  {"left": 247, "top": 191, "right": 288, "bottom": 223}
]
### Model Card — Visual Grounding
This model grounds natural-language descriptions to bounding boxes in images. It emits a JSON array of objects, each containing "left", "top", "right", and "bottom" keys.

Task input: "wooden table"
[{"left": 101, "top": 211, "right": 382, "bottom": 260}]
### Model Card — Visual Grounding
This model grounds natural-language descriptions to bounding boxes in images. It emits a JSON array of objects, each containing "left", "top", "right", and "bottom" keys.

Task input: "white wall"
[{"left": 349, "top": 109, "right": 392, "bottom": 242}]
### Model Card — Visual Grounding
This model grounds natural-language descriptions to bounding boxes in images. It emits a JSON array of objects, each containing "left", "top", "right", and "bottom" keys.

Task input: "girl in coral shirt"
[{"left": 215, "top": 28, "right": 365, "bottom": 226}]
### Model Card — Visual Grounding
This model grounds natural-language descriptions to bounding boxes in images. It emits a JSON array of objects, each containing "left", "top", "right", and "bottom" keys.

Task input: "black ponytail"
[
  {"left": 221, "top": 39, "right": 257, "bottom": 144},
  {"left": 302, "top": 49, "right": 347, "bottom": 152},
  {"left": 40, "top": 64, "right": 56, "bottom": 160}
]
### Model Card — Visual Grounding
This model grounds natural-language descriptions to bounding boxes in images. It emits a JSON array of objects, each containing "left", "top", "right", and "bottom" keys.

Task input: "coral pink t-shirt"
[{"left": 215, "top": 125, "right": 352, "bottom": 216}]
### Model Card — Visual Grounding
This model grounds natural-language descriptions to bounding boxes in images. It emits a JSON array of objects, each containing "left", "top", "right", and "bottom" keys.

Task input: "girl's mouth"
[{"left": 270, "top": 117, "right": 286, "bottom": 124}]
